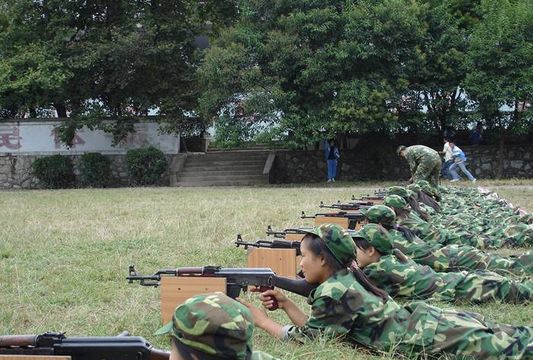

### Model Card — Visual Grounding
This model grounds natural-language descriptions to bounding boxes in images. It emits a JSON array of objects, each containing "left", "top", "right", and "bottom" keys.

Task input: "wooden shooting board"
[
  {"left": 285, "top": 233, "right": 305, "bottom": 241},
  {"left": 247, "top": 248, "right": 297, "bottom": 278},
  {"left": 314, "top": 216, "right": 350, "bottom": 229},
  {"left": 0, "top": 357, "right": 71, "bottom": 360},
  {"left": 160, "top": 277, "right": 226, "bottom": 323}
]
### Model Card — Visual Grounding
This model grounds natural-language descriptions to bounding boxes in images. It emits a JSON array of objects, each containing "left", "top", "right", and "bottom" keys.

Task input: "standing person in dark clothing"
[{"left": 324, "top": 139, "right": 340, "bottom": 182}]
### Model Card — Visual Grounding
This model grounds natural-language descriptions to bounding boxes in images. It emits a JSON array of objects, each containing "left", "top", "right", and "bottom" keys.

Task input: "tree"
[
  {"left": 464, "top": 0, "right": 533, "bottom": 176},
  {"left": 198, "top": 0, "right": 426, "bottom": 148},
  {"left": 0, "top": 0, "right": 239, "bottom": 143}
]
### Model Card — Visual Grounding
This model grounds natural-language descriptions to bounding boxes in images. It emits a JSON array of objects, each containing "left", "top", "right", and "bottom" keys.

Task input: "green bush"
[
  {"left": 126, "top": 147, "right": 168, "bottom": 185},
  {"left": 79, "top": 152, "right": 111, "bottom": 188},
  {"left": 32, "top": 155, "right": 75, "bottom": 189}
]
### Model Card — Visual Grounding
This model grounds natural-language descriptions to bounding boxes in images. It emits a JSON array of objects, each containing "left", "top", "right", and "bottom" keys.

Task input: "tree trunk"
[
  {"left": 496, "top": 132, "right": 505, "bottom": 179},
  {"left": 54, "top": 103, "right": 68, "bottom": 118}
]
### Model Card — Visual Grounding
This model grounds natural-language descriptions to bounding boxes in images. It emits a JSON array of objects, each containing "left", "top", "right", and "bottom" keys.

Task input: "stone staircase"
[{"left": 174, "top": 150, "right": 272, "bottom": 186}]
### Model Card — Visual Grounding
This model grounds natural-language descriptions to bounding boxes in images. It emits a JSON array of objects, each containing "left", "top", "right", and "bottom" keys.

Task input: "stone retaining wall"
[
  {"left": 0, "top": 154, "right": 173, "bottom": 189},
  {"left": 1, "top": 144, "right": 531, "bottom": 189},
  {"left": 271, "top": 144, "right": 533, "bottom": 183}
]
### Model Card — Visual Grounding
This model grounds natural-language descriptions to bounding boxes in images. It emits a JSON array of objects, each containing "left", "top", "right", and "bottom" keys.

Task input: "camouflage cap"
[
  {"left": 383, "top": 195, "right": 408, "bottom": 210},
  {"left": 155, "top": 292, "right": 254, "bottom": 360},
  {"left": 356, "top": 223, "right": 393, "bottom": 255},
  {"left": 364, "top": 205, "right": 396, "bottom": 226},
  {"left": 406, "top": 183, "right": 421, "bottom": 194},
  {"left": 304, "top": 223, "right": 356, "bottom": 266},
  {"left": 396, "top": 145, "right": 406, "bottom": 156},
  {"left": 415, "top": 180, "right": 439, "bottom": 198},
  {"left": 387, "top": 186, "right": 410, "bottom": 200}
]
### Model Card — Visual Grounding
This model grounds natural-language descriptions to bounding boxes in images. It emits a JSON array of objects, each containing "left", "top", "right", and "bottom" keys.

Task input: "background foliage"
[{"left": 0, "top": 0, "right": 531, "bottom": 147}]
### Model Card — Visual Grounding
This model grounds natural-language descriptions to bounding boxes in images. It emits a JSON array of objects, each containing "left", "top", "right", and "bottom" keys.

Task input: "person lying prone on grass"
[{"left": 238, "top": 224, "right": 533, "bottom": 359}]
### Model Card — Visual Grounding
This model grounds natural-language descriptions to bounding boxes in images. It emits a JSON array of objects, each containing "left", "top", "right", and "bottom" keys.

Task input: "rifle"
[
  {"left": 235, "top": 234, "right": 302, "bottom": 256},
  {"left": 352, "top": 194, "right": 385, "bottom": 203},
  {"left": 0, "top": 332, "right": 169, "bottom": 359},
  {"left": 319, "top": 200, "right": 373, "bottom": 211},
  {"left": 127, "top": 265, "right": 316, "bottom": 309},
  {"left": 301, "top": 210, "right": 365, "bottom": 230},
  {"left": 265, "top": 225, "right": 312, "bottom": 239}
]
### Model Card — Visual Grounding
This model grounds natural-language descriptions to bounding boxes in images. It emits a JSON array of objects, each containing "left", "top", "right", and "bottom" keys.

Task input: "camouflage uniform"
[
  {"left": 156, "top": 292, "right": 278, "bottom": 360},
  {"left": 355, "top": 223, "right": 532, "bottom": 304},
  {"left": 401, "top": 145, "right": 442, "bottom": 187},
  {"left": 282, "top": 224, "right": 533, "bottom": 359},
  {"left": 368, "top": 201, "right": 533, "bottom": 275}
]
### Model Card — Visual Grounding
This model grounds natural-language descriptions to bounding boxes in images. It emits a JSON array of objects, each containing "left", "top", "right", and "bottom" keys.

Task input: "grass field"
[{"left": 0, "top": 180, "right": 532, "bottom": 359}]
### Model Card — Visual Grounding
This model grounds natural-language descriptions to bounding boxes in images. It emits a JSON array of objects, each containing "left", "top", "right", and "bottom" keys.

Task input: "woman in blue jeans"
[
  {"left": 449, "top": 142, "right": 476, "bottom": 182},
  {"left": 324, "top": 139, "right": 340, "bottom": 182}
]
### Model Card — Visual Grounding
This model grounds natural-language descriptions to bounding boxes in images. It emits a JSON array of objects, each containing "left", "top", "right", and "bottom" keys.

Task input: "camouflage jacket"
[
  {"left": 404, "top": 145, "right": 440, "bottom": 175},
  {"left": 284, "top": 270, "right": 533, "bottom": 358}
]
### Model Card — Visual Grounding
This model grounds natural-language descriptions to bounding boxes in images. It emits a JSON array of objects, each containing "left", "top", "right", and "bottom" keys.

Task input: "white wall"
[{"left": 0, "top": 120, "right": 179, "bottom": 155}]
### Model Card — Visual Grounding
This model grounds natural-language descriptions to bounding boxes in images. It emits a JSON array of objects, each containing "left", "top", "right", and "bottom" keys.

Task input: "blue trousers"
[
  {"left": 450, "top": 161, "right": 476, "bottom": 181},
  {"left": 327, "top": 159, "right": 337, "bottom": 180}
]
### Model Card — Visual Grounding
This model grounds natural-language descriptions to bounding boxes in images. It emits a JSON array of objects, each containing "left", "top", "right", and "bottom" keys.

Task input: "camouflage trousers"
[
  {"left": 401, "top": 303, "right": 533, "bottom": 359},
  {"left": 416, "top": 244, "right": 533, "bottom": 276},
  {"left": 412, "top": 156, "right": 441, "bottom": 188},
  {"left": 436, "top": 270, "right": 532, "bottom": 304}
]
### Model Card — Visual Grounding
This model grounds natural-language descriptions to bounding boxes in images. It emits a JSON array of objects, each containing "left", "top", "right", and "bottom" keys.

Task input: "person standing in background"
[
  {"left": 324, "top": 139, "right": 340, "bottom": 182},
  {"left": 449, "top": 141, "right": 476, "bottom": 183},
  {"left": 469, "top": 122, "right": 483, "bottom": 145}
]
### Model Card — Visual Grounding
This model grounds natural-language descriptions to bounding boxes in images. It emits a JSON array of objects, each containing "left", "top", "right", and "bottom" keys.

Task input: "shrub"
[
  {"left": 79, "top": 152, "right": 111, "bottom": 188},
  {"left": 32, "top": 155, "right": 75, "bottom": 189},
  {"left": 126, "top": 147, "right": 168, "bottom": 185}
]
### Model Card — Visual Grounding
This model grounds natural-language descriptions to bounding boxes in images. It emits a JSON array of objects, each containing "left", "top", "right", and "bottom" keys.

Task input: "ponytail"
[{"left": 407, "top": 196, "right": 431, "bottom": 221}]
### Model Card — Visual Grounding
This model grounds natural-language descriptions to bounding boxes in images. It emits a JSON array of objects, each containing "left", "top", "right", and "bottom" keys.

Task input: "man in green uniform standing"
[{"left": 397, "top": 145, "right": 442, "bottom": 187}]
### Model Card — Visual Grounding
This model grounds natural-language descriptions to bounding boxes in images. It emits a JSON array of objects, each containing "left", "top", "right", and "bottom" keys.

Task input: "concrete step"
[
  {"left": 175, "top": 151, "right": 271, "bottom": 187},
  {"left": 178, "top": 171, "right": 263, "bottom": 181},
  {"left": 185, "top": 159, "right": 265, "bottom": 168},
  {"left": 176, "top": 180, "right": 268, "bottom": 187},
  {"left": 178, "top": 173, "right": 267, "bottom": 182}
]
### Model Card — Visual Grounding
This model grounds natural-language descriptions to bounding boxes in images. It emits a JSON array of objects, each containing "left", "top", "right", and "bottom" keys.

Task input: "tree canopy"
[{"left": 0, "top": 0, "right": 531, "bottom": 146}]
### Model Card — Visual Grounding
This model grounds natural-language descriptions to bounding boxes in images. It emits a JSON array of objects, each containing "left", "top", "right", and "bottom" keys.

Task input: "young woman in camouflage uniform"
[
  {"left": 370, "top": 199, "right": 532, "bottom": 275},
  {"left": 353, "top": 222, "right": 532, "bottom": 304},
  {"left": 240, "top": 224, "right": 532, "bottom": 359}
]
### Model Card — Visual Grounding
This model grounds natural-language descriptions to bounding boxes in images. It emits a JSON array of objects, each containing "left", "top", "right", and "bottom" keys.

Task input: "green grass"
[{"left": 0, "top": 181, "right": 532, "bottom": 359}]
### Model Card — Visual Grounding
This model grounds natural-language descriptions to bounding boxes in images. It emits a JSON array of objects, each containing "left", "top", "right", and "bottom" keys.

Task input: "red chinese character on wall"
[{"left": 0, "top": 126, "right": 22, "bottom": 149}]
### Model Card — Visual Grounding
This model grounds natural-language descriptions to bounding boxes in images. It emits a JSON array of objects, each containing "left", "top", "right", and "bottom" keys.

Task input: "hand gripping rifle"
[
  {"left": 0, "top": 331, "right": 169, "bottom": 359},
  {"left": 235, "top": 234, "right": 302, "bottom": 256},
  {"left": 127, "top": 265, "right": 316, "bottom": 310}
]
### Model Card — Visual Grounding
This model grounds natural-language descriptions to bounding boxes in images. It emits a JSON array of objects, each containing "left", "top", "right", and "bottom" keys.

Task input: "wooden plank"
[
  {"left": 247, "top": 248, "right": 297, "bottom": 278},
  {"left": 314, "top": 216, "right": 350, "bottom": 229},
  {"left": 0, "top": 357, "right": 71, "bottom": 360},
  {"left": 160, "top": 277, "right": 226, "bottom": 324},
  {"left": 285, "top": 233, "right": 305, "bottom": 241}
]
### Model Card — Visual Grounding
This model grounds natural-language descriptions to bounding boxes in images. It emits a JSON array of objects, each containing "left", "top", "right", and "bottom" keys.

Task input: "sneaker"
[
  {"left": 327, "top": 179, "right": 332, "bottom": 183},
  {"left": 471, "top": 178, "right": 476, "bottom": 183},
  {"left": 331, "top": 178, "right": 335, "bottom": 182},
  {"left": 450, "top": 179, "right": 459, "bottom": 182}
]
